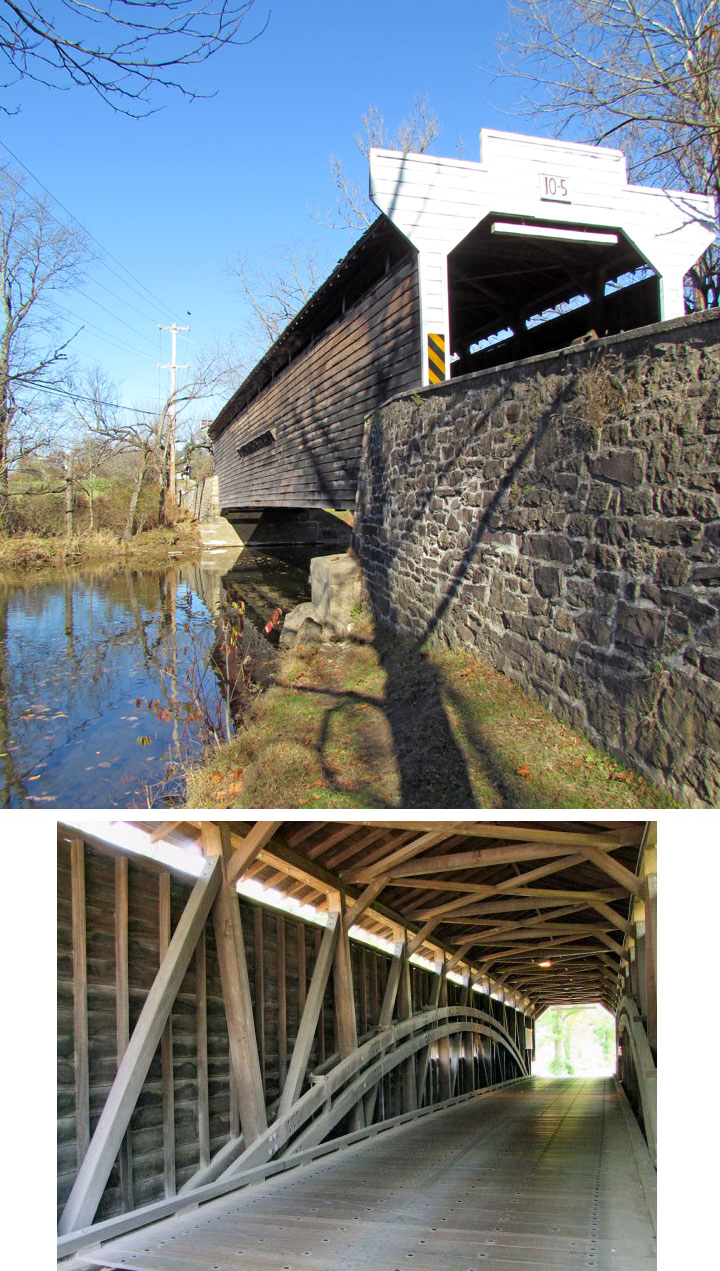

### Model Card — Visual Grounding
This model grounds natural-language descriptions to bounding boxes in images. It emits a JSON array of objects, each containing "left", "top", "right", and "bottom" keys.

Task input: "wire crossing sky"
[{"left": 1, "top": 1, "right": 523, "bottom": 421}]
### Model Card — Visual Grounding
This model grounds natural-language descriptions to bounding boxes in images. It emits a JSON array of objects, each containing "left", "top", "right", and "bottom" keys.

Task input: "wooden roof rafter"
[{"left": 117, "top": 817, "right": 647, "bottom": 1013}]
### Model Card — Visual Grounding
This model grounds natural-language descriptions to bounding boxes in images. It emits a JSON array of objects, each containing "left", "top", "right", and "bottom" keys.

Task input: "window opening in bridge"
[
  {"left": 236, "top": 428, "right": 276, "bottom": 459},
  {"left": 533, "top": 1003, "right": 615, "bottom": 1078}
]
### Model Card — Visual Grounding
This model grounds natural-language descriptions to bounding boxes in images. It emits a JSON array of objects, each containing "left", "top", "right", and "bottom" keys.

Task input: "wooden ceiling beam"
[
  {"left": 224, "top": 822, "right": 285, "bottom": 886},
  {"left": 346, "top": 821, "right": 642, "bottom": 848},
  {"left": 303, "top": 824, "right": 361, "bottom": 858},
  {"left": 343, "top": 879, "right": 388, "bottom": 931},
  {"left": 445, "top": 940, "right": 477, "bottom": 974},
  {"left": 325, "top": 827, "right": 399, "bottom": 870},
  {"left": 149, "top": 820, "right": 184, "bottom": 843},
  {"left": 577, "top": 844, "right": 644, "bottom": 897},
  {"left": 453, "top": 917, "right": 611, "bottom": 945},
  {"left": 413, "top": 894, "right": 618, "bottom": 921},
  {"left": 589, "top": 899, "right": 634, "bottom": 937},
  {"left": 347, "top": 843, "right": 583, "bottom": 883},
  {"left": 347, "top": 829, "right": 457, "bottom": 882},
  {"left": 407, "top": 918, "right": 442, "bottom": 956}
]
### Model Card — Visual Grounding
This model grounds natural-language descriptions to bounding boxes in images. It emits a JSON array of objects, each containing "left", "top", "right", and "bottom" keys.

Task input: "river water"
[{"left": 0, "top": 546, "right": 312, "bottom": 808}]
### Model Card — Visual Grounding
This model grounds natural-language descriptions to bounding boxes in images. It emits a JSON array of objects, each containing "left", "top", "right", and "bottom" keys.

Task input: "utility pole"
[{"left": 158, "top": 322, "right": 189, "bottom": 514}]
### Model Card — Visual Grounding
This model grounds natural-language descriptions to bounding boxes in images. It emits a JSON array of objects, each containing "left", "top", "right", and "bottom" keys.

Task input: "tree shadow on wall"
[
  {"left": 277, "top": 319, "right": 488, "bottom": 805},
  {"left": 351, "top": 377, "right": 575, "bottom": 807}
]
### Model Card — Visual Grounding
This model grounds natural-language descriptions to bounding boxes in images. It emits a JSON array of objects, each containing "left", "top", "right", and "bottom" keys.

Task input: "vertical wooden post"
[
  {"left": 58, "top": 855, "right": 222, "bottom": 1236},
  {"left": 397, "top": 932, "right": 417, "bottom": 1113},
  {"left": 633, "top": 890, "right": 648, "bottom": 1024},
  {"left": 359, "top": 947, "right": 368, "bottom": 1036},
  {"left": 297, "top": 924, "right": 307, "bottom": 1019},
  {"left": 195, "top": 928, "right": 210, "bottom": 1170},
  {"left": 253, "top": 908, "right": 266, "bottom": 1091},
  {"left": 229, "top": 1073, "right": 240, "bottom": 1138},
  {"left": 114, "top": 855, "right": 133, "bottom": 1211},
  {"left": 159, "top": 871, "right": 176, "bottom": 1197},
  {"left": 460, "top": 972, "right": 473, "bottom": 1095},
  {"left": 330, "top": 892, "right": 363, "bottom": 1131},
  {"left": 207, "top": 826, "right": 268, "bottom": 1147},
  {"left": 628, "top": 938, "right": 639, "bottom": 1005},
  {"left": 277, "top": 915, "right": 287, "bottom": 1090},
  {"left": 437, "top": 957, "right": 452, "bottom": 1100},
  {"left": 416, "top": 960, "right": 443, "bottom": 1107},
  {"left": 643, "top": 830, "right": 657, "bottom": 1056},
  {"left": 70, "top": 838, "right": 90, "bottom": 1166},
  {"left": 315, "top": 927, "right": 326, "bottom": 1063},
  {"left": 278, "top": 916, "right": 340, "bottom": 1116}
]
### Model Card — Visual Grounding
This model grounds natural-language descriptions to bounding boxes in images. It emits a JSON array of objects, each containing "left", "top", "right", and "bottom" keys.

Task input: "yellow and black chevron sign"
[{"left": 427, "top": 332, "right": 446, "bottom": 384}]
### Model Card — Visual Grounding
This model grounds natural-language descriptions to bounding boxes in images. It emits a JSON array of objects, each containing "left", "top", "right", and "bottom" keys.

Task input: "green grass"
[{"left": 185, "top": 615, "right": 677, "bottom": 810}]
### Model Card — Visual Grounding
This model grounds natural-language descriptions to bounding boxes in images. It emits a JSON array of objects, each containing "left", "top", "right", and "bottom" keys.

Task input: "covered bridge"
[
  {"left": 58, "top": 817, "right": 659, "bottom": 1270},
  {"left": 211, "top": 129, "right": 715, "bottom": 516}
]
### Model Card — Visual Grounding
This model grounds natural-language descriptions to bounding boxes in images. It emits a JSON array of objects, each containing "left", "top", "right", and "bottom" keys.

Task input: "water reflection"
[{"left": 0, "top": 546, "right": 312, "bottom": 808}]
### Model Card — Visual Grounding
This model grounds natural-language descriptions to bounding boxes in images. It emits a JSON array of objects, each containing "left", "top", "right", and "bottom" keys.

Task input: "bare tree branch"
[
  {"left": 316, "top": 94, "right": 442, "bottom": 230},
  {"left": 496, "top": 1, "right": 720, "bottom": 305},
  {"left": 230, "top": 98, "right": 444, "bottom": 355},
  {"left": 0, "top": 1, "right": 267, "bottom": 116},
  {"left": 227, "top": 237, "right": 332, "bottom": 348}
]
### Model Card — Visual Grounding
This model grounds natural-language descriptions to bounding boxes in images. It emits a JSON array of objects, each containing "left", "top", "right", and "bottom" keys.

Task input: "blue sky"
[{"left": 2, "top": 0, "right": 537, "bottom": 427}]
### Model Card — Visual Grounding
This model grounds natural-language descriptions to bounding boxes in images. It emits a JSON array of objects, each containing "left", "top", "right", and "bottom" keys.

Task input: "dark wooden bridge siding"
[
  {"left": 58, "top": 838, "right": 525, "bottom": 1226},
  {"left": 214, "top": 258, "right": 420, "bottom": 512}
]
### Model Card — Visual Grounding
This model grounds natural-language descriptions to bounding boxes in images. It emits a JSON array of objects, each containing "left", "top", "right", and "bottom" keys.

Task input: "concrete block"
[{"left": 309, "top": 553, "right": 363, "bottom": 636}]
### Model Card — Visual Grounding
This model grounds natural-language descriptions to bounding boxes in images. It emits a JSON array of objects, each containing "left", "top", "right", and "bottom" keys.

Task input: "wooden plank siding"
[
  {"left": 57, "top": 834, "right": 529, "bottom": 1230},
  {"left": 213, "top": 244, "right": 421, "bottom": 512}
]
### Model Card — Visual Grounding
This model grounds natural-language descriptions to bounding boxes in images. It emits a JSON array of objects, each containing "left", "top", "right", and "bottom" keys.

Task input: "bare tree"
[
  {"left": 0, "top": 166, "right": 87, "bottom": 524},
  {"left": 497, "top": 1, "right": 720, "bottom": 305},
  {"left": 319, "top": 94, "right": 443, "bottom": 231},
  {"left": 83, "top": 344, "right": 242, "bottom": 535},
  {"left": 228, "top": 236, "right": 332, "bottom": 348},
  {"left": 0, "top": 1, "right": 266, "bottom": 116},
  {"left": 228, "top": 98, "right": 444, "bottom": 354},
  {"left": 155, "top": 338, "right": 243, "bottom": 522}
]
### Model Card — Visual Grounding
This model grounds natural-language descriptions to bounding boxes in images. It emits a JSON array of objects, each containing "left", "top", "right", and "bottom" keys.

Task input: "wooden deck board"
[{"left": 72, "top": 1078, "right": 655, "bottom": 1271}]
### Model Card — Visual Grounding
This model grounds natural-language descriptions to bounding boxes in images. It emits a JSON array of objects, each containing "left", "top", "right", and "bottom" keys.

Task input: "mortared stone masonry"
[{"left": 355, "top": 309, "right": 720, "bottom": 807}]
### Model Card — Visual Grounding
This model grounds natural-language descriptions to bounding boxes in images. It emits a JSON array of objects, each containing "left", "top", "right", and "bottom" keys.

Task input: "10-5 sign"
[{"left": 540, "top": 173, "right": 570, "bottom": 201}]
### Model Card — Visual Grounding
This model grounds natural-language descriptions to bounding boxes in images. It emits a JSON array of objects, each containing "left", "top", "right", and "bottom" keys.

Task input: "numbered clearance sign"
[{"left": 540, "top": 173, "right": 571, "bottom": 202}]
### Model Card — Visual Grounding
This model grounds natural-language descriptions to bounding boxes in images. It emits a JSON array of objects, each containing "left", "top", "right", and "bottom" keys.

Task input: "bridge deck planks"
[{"left": 76, "top": 1078, "right": 655, "bottom": 1271}]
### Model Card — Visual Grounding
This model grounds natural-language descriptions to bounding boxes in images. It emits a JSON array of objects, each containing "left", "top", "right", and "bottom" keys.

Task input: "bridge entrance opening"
[
  {"left": 447, "top": 213, "right": 658, "bottom": 376},
  {"left": 532, "top": 1003, "right": 616, "bottom": 1078}
]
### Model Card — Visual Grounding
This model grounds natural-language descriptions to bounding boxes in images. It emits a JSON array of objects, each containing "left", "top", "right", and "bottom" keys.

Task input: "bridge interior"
[{"left": 57, "top": 819, "right": 657, "bottom": 1271}]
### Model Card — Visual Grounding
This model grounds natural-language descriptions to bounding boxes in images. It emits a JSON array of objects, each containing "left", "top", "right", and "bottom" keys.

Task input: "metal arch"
[
  {"left": 218, "top": 1004, "right": 528, "bottom": 1179},
  {"left": 616, "top": 994, "right": 657, "bottom": 1166}
]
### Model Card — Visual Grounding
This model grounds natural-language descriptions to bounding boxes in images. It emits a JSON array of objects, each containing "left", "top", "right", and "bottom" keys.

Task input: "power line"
[
  {"left": 14, "top": 376, "right": 160, "bottom": 416},
  {"left": 69, "top": 347, "right": 162, "bottom": 392},
  {"left": 71, "top": 288, "right": 160, "bottom": 348},
  {"left": 0, "top": 137, "right": 180, "bottom": 318},
  {"left": 47, "top": 299, "right": 159, "bottom": 362}
]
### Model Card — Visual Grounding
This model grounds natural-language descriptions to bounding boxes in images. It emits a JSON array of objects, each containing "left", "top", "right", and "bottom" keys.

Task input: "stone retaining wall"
[{"left": 355, "top": 310, "right": 720, "bottom": 807}]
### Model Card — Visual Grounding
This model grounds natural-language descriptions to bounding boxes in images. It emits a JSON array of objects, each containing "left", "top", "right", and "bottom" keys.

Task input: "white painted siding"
[{"left": 369, "top": 130, "right": 716, "bottom": 371}]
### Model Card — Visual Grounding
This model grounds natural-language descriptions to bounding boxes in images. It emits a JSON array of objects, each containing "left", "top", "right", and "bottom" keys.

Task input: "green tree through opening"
[{"left": 533, "top": 1004, "right": 615, "bottom": 1077}]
